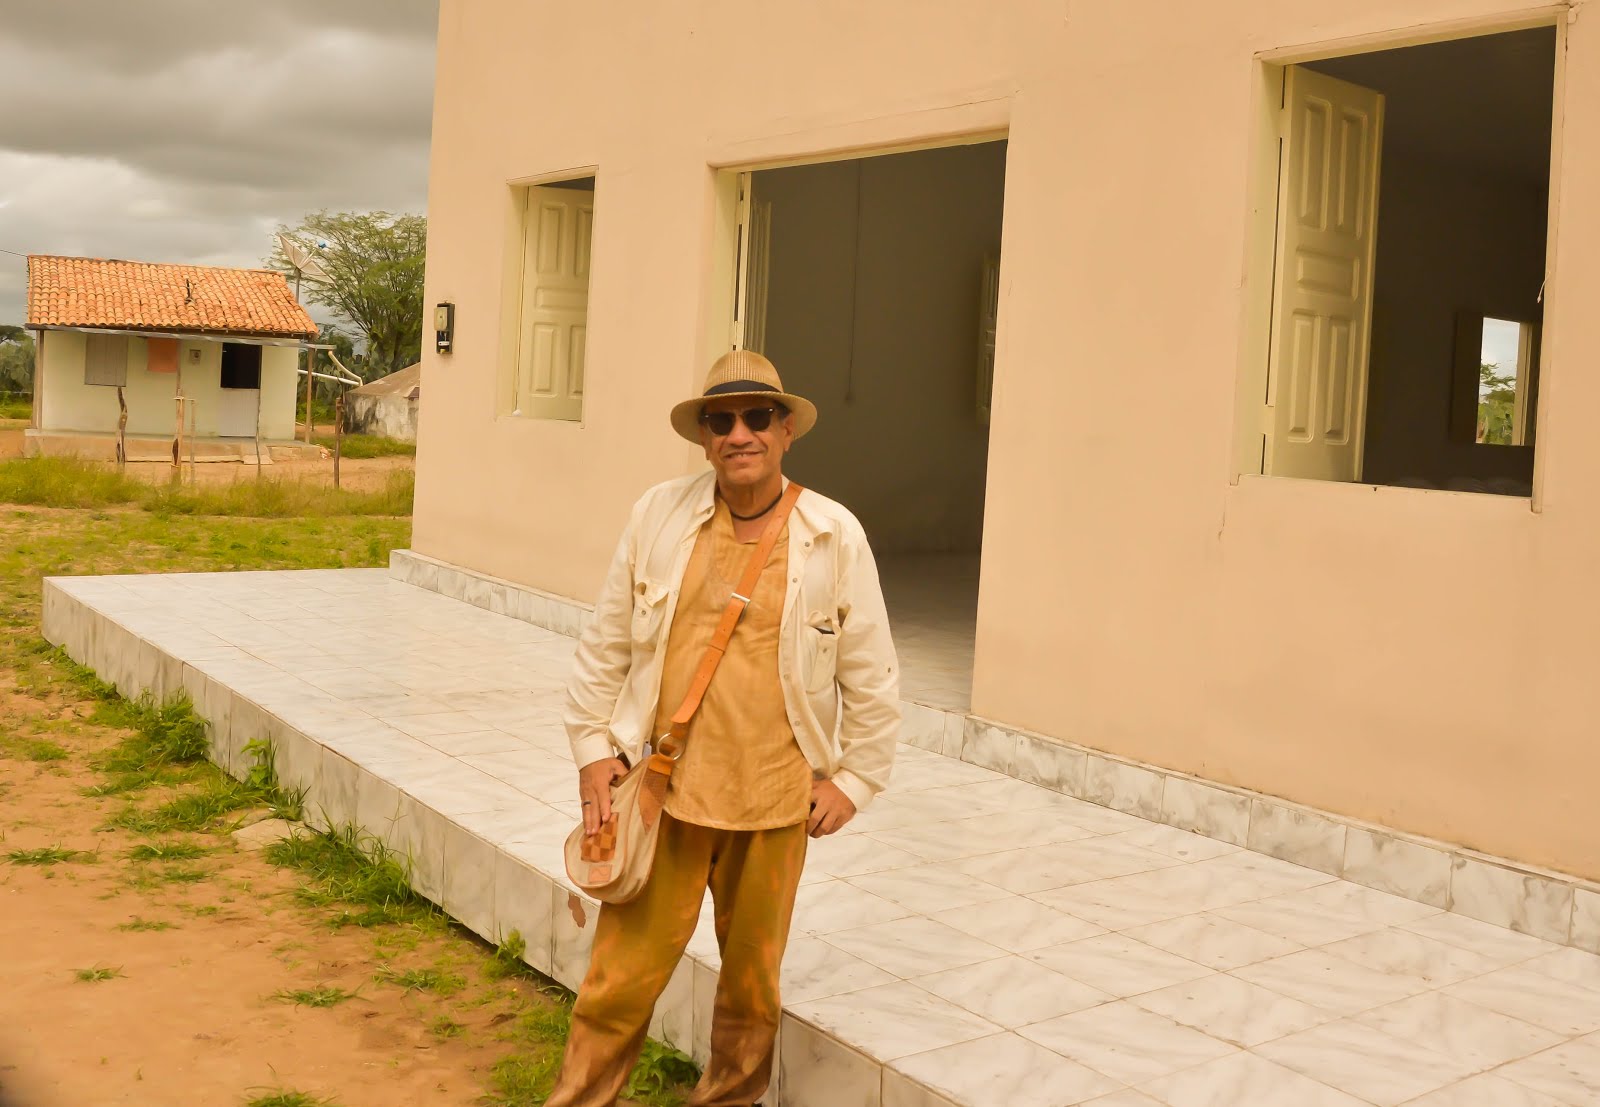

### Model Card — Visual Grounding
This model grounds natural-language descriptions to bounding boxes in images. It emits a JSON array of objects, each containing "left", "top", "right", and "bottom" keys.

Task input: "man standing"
[{"left": 546, "top": 349, "right": 901, "bottom": 1107}]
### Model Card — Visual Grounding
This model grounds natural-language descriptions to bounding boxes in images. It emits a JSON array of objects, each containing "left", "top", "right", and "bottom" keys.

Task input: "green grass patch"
[
  {"left": 264, "top": 826, "right": 437, "bottom": 929},
  {"left": 0, "top": 397, "right": 31, "bottom": 421},
  {"left": 6, "top": 845, "right": 92, "bottom": 865},
  {"left": 485, "top": 994, "right": 698, "bottom": 1107},
  {"left": 115, "top": 916, "right": 176, "bottom": 932},
  {"left": 127, "top": 840, "right": 209, "bottom": 862},
  {"left": 152, "top": 865, "right": 209, "bottom": 885},
  {"left": 272, "top": 985, "right": 359, "bottom": 1009},
  {"left": 0, "top": 456, "right": 413, "bottom": 517},
  {"left": 314, "top": 433, "right": 415, "bottom": 459},
  {"left": 242, "top": 1089, "right": 340, "bottom": 1107},
  {"left": 109, "top": 778, "right": 267, "bottom": 834},
  {"left": 486, "top": 929, "right": 539, "bottom": 981},
  {"left": 429, "top": 1016, "right": 464, "bottom": 1040},
  {"left": 375, "top": 966, "right": 465, "bottom": 996},
  {"left": 144, "top": 470, "right": 414, "bottom": 519},
  {"left": 3, "top": 735, "right": 70, "bottom": 761},
  {"left": 0, "top": 457, "right": 145, "bottom": 509},
  {"left": 74, "top": 965, "right": 122, "bottom": 983}
]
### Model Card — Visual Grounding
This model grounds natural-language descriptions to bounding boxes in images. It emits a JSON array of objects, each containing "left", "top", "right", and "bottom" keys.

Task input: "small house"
[
  {"left": 25, "top": 255, "right": 319, "bottom": 459},
  {"left": 345, "top": 363, "right": 420, "bottom": 442}
]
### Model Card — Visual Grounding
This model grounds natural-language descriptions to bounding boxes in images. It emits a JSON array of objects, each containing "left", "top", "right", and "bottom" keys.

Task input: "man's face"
[{"left": 698, "top": 396, "right": 794, "bottom": 488}]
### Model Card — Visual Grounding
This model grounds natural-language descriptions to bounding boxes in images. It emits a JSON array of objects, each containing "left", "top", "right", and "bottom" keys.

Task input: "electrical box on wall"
[
  {"left": 434, "top": 302, "right": 454, "bottom": 354},
  {"left": 187, "top": 347, "right": 202, "bottom": 364}
]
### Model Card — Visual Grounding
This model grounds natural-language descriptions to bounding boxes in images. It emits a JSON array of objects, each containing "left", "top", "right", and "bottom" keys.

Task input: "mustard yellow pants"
[{"left": 544, "top": 814, "right": 808, "bottom": 1107}]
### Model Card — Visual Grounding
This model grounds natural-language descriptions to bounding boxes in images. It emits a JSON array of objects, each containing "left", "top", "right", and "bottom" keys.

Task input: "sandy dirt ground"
[{"left": 0, "top": 733, "right": 525, "bottom": 1107}]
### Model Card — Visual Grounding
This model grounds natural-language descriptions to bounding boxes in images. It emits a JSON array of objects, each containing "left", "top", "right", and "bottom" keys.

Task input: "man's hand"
[
  {"left": 578, "top": 757, "right": 627, "bottom": 836},
  {"left": 807, "top": 778, "right": 857, "bottom": 838}
]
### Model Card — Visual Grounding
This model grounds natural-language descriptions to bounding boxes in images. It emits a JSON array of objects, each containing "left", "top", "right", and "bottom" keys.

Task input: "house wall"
[
  {"left": 1361, "top": 157, "right": 1547, "bottom": 487},
  {"left": 758, "top": 144, "right": 1005, "bottom": 555},
  {"left": 417, "top": 0, "right": 1600, "bottom": 880},
  {"left": 38, "top": 332, "right": 298, "bottom": 441}
]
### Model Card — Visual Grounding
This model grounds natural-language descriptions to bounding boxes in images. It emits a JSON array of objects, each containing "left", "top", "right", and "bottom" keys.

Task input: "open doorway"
[
  {"left": 1241, "top": 26, "right": 1556, "bottom": 496},
  {"left": 728, "top": 140, "right": 1007, "bottom": 711},
  {"left": 218, "top": 342, "right": 263, "bottom": 438}
]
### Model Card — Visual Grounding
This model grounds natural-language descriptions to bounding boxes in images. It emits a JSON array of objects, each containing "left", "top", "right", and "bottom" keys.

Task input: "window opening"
[{"left": 1246, "top": 26, "right": 1555, "bottom": 496}]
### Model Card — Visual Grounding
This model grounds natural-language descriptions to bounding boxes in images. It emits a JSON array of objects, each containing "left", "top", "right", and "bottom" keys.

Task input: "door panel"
[
  {"left": 1265, "top": 66, "right": 1384, "bottom": 482},
  {"left": 516, "top": 186, "right": 594, "bottom": 420}
]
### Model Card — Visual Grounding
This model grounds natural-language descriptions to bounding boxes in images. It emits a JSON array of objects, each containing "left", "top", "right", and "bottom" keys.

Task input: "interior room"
[
  {"left": 746, "top": 140, "right": 1007, "bottom": 710},
  {"left": 1301, "top": 28, "right": 1555, "bottom": 494}
]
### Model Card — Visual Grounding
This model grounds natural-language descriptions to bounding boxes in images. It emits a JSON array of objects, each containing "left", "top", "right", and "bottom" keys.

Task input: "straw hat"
[{"left": 670, "top": 350, "right": 818, "bottom": 443}]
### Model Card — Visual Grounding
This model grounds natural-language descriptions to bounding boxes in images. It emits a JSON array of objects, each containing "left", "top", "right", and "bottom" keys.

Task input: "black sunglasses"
[{"left": 699, "top": 405, "right": 785, "bottom": 436}]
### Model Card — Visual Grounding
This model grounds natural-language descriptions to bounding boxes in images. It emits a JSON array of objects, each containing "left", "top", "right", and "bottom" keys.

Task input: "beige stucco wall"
[
  {"left": 416, "top": 0, "right": 1600, "bottom": 879},
  {"left": 38, "top": 332, "right": 298, "bottom": 441}
]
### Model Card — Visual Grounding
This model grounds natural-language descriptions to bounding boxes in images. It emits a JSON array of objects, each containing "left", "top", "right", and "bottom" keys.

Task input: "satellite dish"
[{"left": 276, "top": 233, "right": 330, "bottom": 282}]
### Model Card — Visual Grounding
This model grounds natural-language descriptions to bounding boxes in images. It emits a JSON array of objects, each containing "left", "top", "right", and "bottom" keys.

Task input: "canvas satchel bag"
[{"left": 563, "top": 482, "right": 804, "bottom": 905}]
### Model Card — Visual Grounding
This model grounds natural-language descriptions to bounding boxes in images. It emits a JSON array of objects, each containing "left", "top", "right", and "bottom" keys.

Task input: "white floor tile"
[
  {"left": 1256, "top": 1019, "right": 1477, "bottom": 1105},
  {"left": 1017, "top": 1000, "right": 1236, "bottom": 1085},
  {"left": 1139, "top": 1051, "right": 1367, "bottom": 1107},
  {"left": 912, "top": 955, "right": 1112, "bottom": 1028},
  {"left": 1129, "top": 972, "right": 1333, "bottom": 1047},
  {"left": 1028, "top": 933, "right": 1214, "bottom": 999}
]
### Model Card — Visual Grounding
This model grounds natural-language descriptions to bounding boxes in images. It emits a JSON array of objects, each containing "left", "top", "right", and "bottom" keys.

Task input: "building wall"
[
  {"left": 759, "top": 144, "right": 1004, "bottom": 555},
  {"left": 348, "top": 394, "right": 420, "bottom": 442},
  {"left": 418, "top": 0, "right": 1600, "bottom": 879},
  {"left": 38, "top": 332, "right": 298, "bottom": 441}
]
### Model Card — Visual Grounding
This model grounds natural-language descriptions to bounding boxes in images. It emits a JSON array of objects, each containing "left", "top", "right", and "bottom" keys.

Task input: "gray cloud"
[{"left": 0, "top": 0, "right": 437, "bottom": 327}]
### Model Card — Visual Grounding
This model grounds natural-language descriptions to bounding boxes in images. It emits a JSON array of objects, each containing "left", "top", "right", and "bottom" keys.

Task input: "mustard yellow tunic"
[{"left": 653, "top": 500, "right": 813, "bottom": 830}]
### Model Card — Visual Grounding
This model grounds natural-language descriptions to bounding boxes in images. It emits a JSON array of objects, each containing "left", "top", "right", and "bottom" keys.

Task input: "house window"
[
  {"left": 84, "top": 333, "right": 129, "bottom": 387},
  {"left": 506, "top": 175, "right": 595, "bottom": 421},
  {"left": 1240, "top": 26, "right": 1555, "bottom": 497}
]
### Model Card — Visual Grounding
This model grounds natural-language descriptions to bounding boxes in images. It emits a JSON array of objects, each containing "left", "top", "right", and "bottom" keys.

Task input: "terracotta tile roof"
[{"left": 26, "top": 254, "right": 319, "bottom": 340}]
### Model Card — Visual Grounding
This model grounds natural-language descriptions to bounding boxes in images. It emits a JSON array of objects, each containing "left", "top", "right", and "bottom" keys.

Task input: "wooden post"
[
  {"left": 303, "top": 348, "right": 316, "bottom": 443},
  {"left": 187, "top": 398, "right": 197, "bottom": 485},
  {"left": 333, "top": 386, "right": 345, "bottom": 490},
  {"left": 115, "top": 386, "right": 127, "bottom": 472},
  {"left": 173, "top": 392, "right": 184, "bottom": 477},
  {"left": 253, "top": 377, "right": 263, "bottom": 478}
]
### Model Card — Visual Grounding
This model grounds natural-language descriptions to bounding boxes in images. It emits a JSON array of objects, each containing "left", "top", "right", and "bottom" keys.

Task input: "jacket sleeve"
[
  {"left": 563, "top": 508, "right": 638, "bottom": 770},
  {"left": 828, "top": 521, "right": 902, "bottom": 811}
]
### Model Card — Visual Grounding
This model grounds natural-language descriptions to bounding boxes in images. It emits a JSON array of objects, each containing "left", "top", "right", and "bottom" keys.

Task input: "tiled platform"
[
  {"left": 42, "top": 569, "right": 1600, "bottom": 1107},
  {"left": 878, "top": 554, "right": 979, "bottom": 714}
]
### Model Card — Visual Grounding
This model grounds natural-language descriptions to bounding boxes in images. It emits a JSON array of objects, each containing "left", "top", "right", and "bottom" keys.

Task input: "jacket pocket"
[
  {"left": 631, "top": 578, "right": 671, "bottom": 648},
  {"left": 801, "top": 613, "right": 838, "bottom": 693}
]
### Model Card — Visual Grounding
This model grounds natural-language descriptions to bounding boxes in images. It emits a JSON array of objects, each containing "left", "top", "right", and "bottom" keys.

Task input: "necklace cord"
[{"left": 727, "top": 488, "right": 786, "bottom": 521}]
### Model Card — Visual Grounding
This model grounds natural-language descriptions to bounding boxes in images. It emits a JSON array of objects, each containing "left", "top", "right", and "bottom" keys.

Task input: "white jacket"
[{"left": 563, "top": 471, "right": 901, "bottom": 812}]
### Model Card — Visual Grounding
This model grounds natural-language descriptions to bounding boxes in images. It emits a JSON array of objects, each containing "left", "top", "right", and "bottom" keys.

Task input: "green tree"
[
  {"left": 270, "top": 211, "right": 425, "bottom": 380},
  {"left": 1478, "top": 361, "right": 1517, "bottom": 445},
  {"left": 0, "top": 329, "right": 34, "bottom": 394}
]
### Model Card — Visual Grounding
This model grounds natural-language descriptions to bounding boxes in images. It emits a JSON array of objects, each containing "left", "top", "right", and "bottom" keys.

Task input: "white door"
[
  {"left": 1264, "top": 66, "right": 1384, "bottom": 482},
  {"left": 516, "top": 185, "right": 593, "bottom": 420},
  {"left": 218, "top": 343, "right": 263, "bottom": 437},
  {"left": 218, "top": 387, "right": 258, "bottom": 437}
]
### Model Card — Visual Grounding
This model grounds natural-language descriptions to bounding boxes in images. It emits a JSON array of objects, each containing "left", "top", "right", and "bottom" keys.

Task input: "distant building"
[
  {"left": 346, "top": 363, "right": 420, "bottom": 442},
  {"left": 25, "top": 255, "right": 320, "bottom": 459}
]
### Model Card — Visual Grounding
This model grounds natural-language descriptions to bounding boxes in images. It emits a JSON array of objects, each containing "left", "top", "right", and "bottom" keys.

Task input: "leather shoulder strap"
[{"left": 655, "top": 481, "right": 803, "bottom": 761}]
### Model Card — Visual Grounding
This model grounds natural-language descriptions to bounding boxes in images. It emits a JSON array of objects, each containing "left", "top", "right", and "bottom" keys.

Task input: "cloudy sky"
[{"left": 0, "top": 0, "right": 437, "bottom": 326}]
